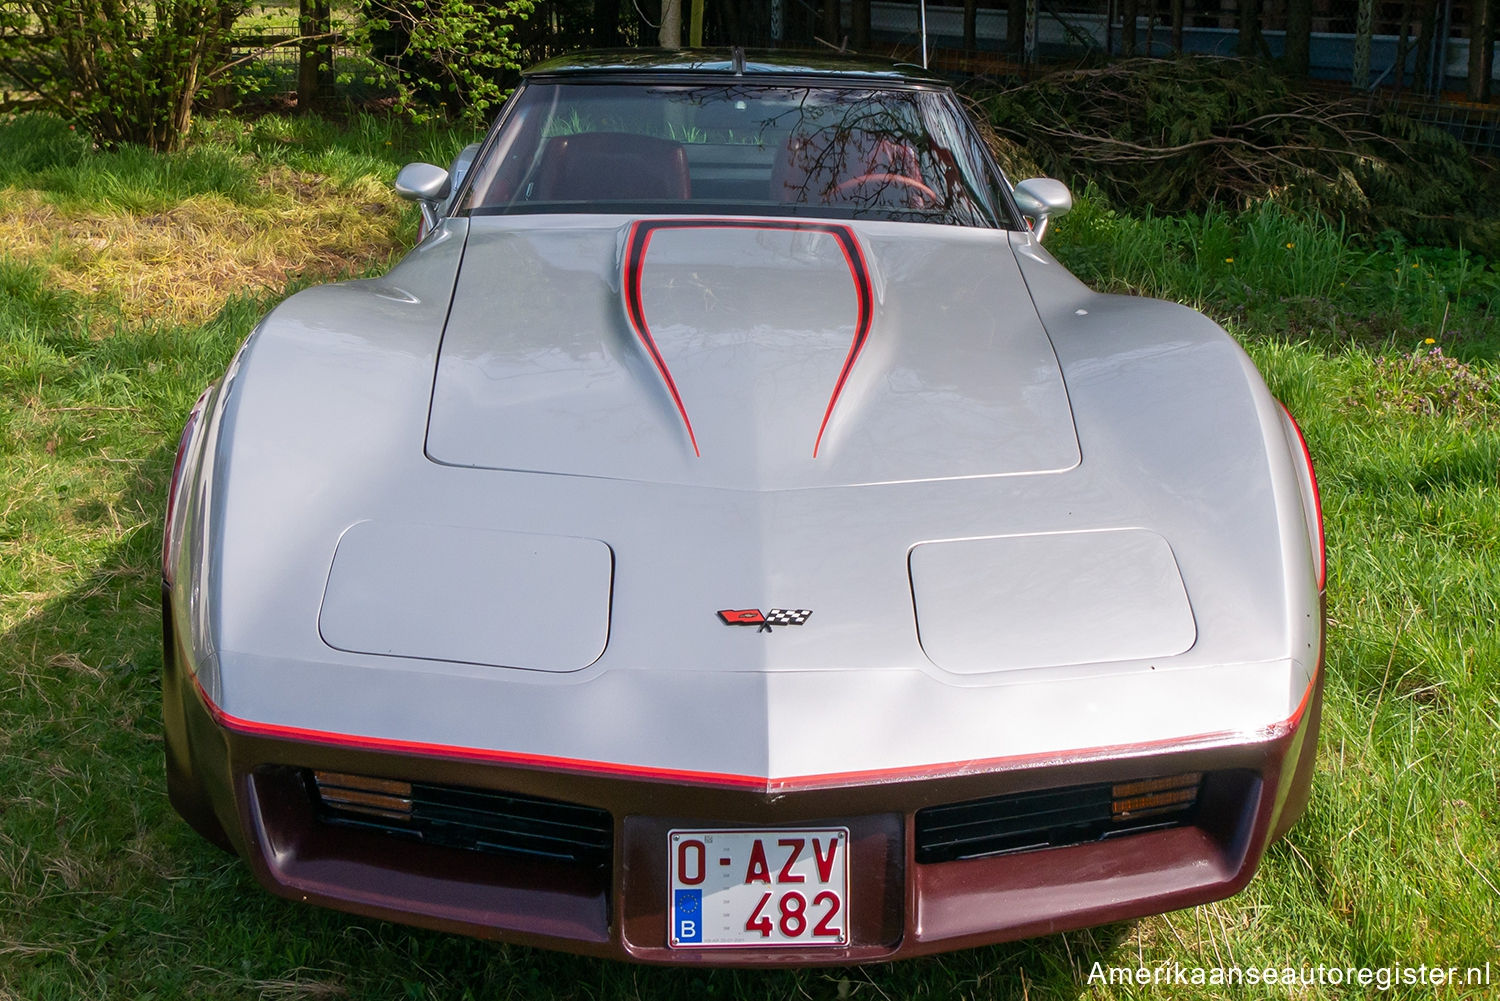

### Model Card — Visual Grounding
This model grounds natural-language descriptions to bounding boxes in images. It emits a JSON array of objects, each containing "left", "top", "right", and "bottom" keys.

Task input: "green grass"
[
  {"left": 1, "top": 118, "right": 1498, "bottom": 999},
  {"left": 1052, "top": 192, "right": 1500, "bottom": 357},
  {"left": 0, "top": 113, "right": 480, "bottom": 327},
  {"left": 1, "top": 112, "right": 474, "bottom": 209}
]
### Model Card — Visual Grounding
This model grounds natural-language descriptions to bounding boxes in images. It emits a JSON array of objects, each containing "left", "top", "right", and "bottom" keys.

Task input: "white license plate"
[{"left": 667, "top": 828, "right": 850, "bottom": 948}]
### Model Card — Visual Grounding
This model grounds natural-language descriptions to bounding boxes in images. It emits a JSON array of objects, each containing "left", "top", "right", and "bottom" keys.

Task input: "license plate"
[{"left": 667, "top": 828, "right": 849, "bottom": 948}]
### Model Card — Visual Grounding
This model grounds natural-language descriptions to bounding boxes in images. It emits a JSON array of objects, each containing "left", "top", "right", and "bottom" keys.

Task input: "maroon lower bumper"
[{"left": 164, "top": 607, "right": 1322, "bottom": 965}]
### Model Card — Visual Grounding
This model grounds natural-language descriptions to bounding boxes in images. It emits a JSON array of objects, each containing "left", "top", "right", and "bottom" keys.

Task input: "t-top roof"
[{"left": 522, "top": 47, "right": 947, "bottom": 85}]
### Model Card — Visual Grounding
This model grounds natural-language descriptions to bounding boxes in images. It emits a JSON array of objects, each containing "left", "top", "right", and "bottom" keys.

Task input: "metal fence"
[
  {"left": 849, "top": 0, "right": 1498, "bottom": 98},
  {"left": 1394, "top": 92, "right": 1500, "bottom": 150}
]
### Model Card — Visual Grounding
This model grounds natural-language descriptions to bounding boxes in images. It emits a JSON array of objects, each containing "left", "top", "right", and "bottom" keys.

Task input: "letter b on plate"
[{"left": 674, "top": 889, "right": 703, "bottom": 943}]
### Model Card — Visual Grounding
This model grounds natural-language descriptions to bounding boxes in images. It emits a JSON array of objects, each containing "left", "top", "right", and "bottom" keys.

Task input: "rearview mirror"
[{"left": 1012, "top": 178, "right": 1072, "bottom": 242}]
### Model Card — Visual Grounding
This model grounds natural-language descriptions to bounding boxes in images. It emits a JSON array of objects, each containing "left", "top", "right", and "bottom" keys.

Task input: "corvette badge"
[{"left": 717, "top": 608, "right": 813, "bottom": 632}]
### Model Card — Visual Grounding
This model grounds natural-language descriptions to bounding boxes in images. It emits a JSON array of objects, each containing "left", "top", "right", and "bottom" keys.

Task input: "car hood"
[
  {"left": 425, "top": 216, "right": 1079, "bottom": 490},
  {"left": 197, "top": 217, "right": 1319, "bottom": 769}
]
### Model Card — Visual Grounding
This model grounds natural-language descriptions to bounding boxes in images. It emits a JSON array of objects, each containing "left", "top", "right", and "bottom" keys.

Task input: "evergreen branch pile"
[{"left": 978, "top": 57, "right": 1500, "bottom": 255}]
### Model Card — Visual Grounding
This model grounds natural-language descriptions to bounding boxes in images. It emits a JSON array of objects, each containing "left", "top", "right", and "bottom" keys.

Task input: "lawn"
[{"left": 0, "top": 112, "right": 1496, "bottom": 1000}]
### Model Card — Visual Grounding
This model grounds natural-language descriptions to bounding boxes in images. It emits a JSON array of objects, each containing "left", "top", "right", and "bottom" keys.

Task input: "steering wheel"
[{"left": 833, "top": 172, "right": 938, "bottom": 208}]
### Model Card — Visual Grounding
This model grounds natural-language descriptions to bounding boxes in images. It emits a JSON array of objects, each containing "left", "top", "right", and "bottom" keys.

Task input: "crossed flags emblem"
[{"left": 717, "top": 608, "right": 813, "bottom": 632}]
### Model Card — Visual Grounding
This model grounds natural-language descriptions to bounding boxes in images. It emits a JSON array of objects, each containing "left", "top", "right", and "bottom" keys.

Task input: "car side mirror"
[
  {"left": 1012, "top": 178, "right": 1072, "bottom": 242},
  {"left": 395, "top": 162, "right": 452, "bottom": 236}
]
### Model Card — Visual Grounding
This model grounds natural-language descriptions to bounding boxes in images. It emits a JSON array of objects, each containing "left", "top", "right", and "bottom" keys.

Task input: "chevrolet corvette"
[{"left": 162, "top": 48, "right": 1325, "bottom": 965}]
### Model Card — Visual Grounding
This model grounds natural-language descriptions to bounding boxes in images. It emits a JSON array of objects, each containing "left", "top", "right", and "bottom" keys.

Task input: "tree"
[
  {"left": 363, "top": 0, "right": 534, "bottom": 123},
  {"left": 822, "top": 0, "right": 841, "bottom": 45},
  {"left": 1285, "top": 0, "right": 1312, "bottom": 75},
  {"left": 299, "top": 0, "right": 335, "bottom": 109},
  {"left": 1236, "top": 0, "right": 1263, "bottom": 57},
  {"left": 659, "top": 0, "right": 681, "bottom": 46},
  {"left": 1352, "top": 0, "right": 1373, "bottom": 87},
  {"left": 592, "top": 0, "right": 622, "bottom": 46},
  {"left": 1411, "top": 0, "right": 1438, "bottom": 91},
  {"left": 1468, "top": 0, "right": 1494, "bottom": 101},
  {"left": 0, "top": 0, "right": 239, "bottom": 150}
]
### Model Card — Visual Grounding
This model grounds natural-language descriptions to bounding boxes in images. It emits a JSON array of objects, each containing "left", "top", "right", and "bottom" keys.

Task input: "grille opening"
[
  {"left": 309, "top": 769, "right": 613, "bottom": 868},
  {"left": 916, "top": 771, "right": 1203, "bottom": 864}
]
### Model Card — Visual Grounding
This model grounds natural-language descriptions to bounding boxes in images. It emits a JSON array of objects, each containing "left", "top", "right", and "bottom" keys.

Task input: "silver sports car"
[{"left": 163, "top": 49, "right": 1325, "bottom": 964}]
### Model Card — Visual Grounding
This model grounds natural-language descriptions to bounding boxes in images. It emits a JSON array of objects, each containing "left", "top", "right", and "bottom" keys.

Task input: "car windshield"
[{"left": 458, "top": 80, "right": 1005, "bottom": 227}]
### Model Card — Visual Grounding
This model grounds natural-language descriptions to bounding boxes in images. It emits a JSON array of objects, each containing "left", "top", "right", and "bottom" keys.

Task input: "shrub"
[{"left": 0, "top": 0, "right": 241, "bottom": 151}]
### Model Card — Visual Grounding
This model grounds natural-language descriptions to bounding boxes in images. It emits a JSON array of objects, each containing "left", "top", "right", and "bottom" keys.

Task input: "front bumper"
[{"left": 164, "top": 600, "right": 1322, "bottom": 966}]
